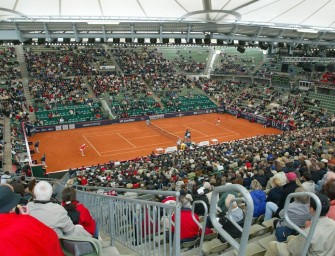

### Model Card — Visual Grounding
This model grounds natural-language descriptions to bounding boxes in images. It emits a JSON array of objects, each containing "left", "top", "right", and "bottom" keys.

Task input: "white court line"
[
  {"left": 195, "top": 133, "right": 239, "bottom": 140},
  {"left": 82, "top": 135, "right": 101, "bottom": 156},
  {"left": 100, "top": 141, "right": 176, "bottom": 154},
  {"left": 158, "top": 121, "right": 205, "bottom": 128},
  {"left": 202, "top": 120, "right": 239, "bottom": 135},
  {"left": 117, "top": 133, "right": 136, "bottom": 148},
  {"left": 100, "top": 133, "right": 240, "bottom": 157},
  {"left": 183, "top": 125, "right": 208, "bottom": 136},
  {"left": 84, "top": 128, "right": 144, "bottom": 136}
]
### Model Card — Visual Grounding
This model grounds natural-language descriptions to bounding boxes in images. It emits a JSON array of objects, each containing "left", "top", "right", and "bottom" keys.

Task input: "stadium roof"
[{"left": 1, "top": 0, "right": 335, "bottom": 46}]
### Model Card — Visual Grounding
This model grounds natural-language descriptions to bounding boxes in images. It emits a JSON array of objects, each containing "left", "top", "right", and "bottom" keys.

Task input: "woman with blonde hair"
[
  {"left": 264, "top": 178, "right": 283, "bottom": 220},
  {"left": 250, "top": 179, "right": 266, "bottom": 218}
]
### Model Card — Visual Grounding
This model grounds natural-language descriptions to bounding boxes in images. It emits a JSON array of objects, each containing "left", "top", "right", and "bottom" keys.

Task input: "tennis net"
[{"left": 149, "top": 122, "right": 179, "bottom": 142}]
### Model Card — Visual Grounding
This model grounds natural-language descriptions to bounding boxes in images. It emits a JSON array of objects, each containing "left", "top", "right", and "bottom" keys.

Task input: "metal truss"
[{"left": 282, "top": 57, "right": 335, "bottom": 63}]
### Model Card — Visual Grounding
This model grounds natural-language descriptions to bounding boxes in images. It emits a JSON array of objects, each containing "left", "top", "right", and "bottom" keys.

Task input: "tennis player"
[
  {"left": 80, "top": 143, "right": 86, "bottom": 156},
  {"left": 216, "top": 115, "right": 221, "bottom": 126}
]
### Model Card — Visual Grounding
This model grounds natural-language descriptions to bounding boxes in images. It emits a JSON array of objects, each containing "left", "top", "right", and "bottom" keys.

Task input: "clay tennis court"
[{"left": 30, "top": 113, "right": 281, "bottom": 173}]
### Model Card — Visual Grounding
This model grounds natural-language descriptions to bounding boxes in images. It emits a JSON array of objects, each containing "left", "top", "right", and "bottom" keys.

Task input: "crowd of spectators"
[
  {"left": 24, "top": 45, "right": 110, "bottom": 78},
  {"left": 214, "top": 52, "right": 256, "bottom": 75},
  {"left": 172, "top": 54, "right": 206, "bottom": 73},
  {"left": 0, "top": 48, "right": 30, "bottom": 168},
  {"left": 53, "top": 126, "right": 335, "bottom": 252},
  {"left": 88, "top": 74, "right": 162, "bottom": 118},
  {"left": 0, "top": 46, "right": 21, "bottom": 80}
]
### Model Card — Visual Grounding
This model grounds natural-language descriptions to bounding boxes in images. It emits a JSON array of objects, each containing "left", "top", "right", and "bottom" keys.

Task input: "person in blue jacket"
[{"left": 250, "top": 179, "right": 266, "bottom": 218}]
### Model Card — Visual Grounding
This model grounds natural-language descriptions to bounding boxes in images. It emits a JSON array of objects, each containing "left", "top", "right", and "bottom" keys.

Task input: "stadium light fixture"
[
  {"left": 87, "top": 20, "right": 120, "bottom": 25},
  {"left": 296, "top": 28, "right": 318, "bottom": 34}
]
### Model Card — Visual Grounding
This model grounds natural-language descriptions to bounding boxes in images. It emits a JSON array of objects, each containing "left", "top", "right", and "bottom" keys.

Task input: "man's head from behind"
[
  {"left": 0, "top": 185, "right": 20, "bottom": 213},
  {"left": 34, "top": 181, "right": 53, "bottom": 201},
  {"left": 310, "top": 194, "right": 330, "bottom": 217}
]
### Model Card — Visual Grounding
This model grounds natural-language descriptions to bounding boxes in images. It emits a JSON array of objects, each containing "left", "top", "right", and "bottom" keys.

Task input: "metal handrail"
[
  {"left": 282, "top": 192, "right": 321, "bottom": 256},
  {"left": 209, "top": 184, "right": 254, "bottom": 256},
  {"left": 191, "top": 200, "right": 208, "bottom": 256},
  {"left": 226, "top": 197, "right": 246, "bottom": 233}
]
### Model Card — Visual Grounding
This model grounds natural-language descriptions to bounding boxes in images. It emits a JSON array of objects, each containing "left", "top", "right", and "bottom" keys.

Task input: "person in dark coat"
[{"left": 275, "top": 172, "right": 299, "bottom": 217}]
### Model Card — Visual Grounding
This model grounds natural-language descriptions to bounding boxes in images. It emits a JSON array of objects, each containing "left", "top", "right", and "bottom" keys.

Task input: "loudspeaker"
[
  {"left": 63, "top": 38, "right": 70, "bottom": 44},
  {"left": 125, "top": 38, "right": 132, "bottom": 43},
  {"left": 24, "top": 38, "right": 33, "bottom": 45},
  {"left": 281, "top": 63, "right": 289, "bottom": 73},
  {"left": 37, "top": 38, "right": 46, "bottom": 45},
  {"left": 204, "top": 38, "right": 210, "bottom": 45},
  {"left": 138, "top": 38, "right": 144, "bottom": 44},
  {"left": 238, "top": 40, "right": 246, "bottom": 46},
  {"left": 88, "top": 38, "right": 95, "bottom": 43},
  {"left": 150, "top": 38, "right": 157, "bottom": 44},
  {"left": 327, "top": 64, "right": 335, "bottom": 73},
  {"left": 195, "top": 39, "right": 202, "bottom": 44},
  {"left": 217, "top": 39, "right": 224, "bottom": 45},
  {"left": 315, "top": 65, "right": 326, "bottom": 72},
  {"left": 162, "top": 38, "right": 169, "bottom": 44},
  {"left": 302, "top": 63, "right": 313, "bottom": 72},
  {"left": 188, "top": 39, "right": 194, "bottom": 44},
  {"left": 175, "top": 38, "right": 181, "bottom": 44},
  {"left": 113, "top": 38, "right": 120, "bottom": 43},
  {"left": 237, "top": 46, "right": 245, "bottom": 53},
  {"left": 259, "top": 42, "right": 269, "bottom": 50}
]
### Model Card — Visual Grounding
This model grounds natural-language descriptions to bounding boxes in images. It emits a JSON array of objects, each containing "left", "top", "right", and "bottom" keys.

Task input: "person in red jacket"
[
  {"left": 172, "top": 192, "right": 200, "bottom": 243},
  {"left": 61, "top": 187, "right": 97, "bottom": 238},
  {"left": 0, "top": 185, "right": 64, "bottom": 256}
]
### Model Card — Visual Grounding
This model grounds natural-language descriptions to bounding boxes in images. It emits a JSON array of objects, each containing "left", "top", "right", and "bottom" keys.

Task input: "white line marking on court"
[
  {"left": 202, "top": 120, "right": 239, "bottom": 135},
  {"left": 100, "top": 141, "right": 174, "bottom": 154},
  {"left": 117, "top": 133, "right": 136, "bottom": 148},
  {"left": 183, "top": 125, "right": 208, "bottom": 136},
  {"left": 84, "top": 128, "right": 143, "bottom": 136},
  {"left": 82, "top": 135, "right": 101, "bottom": 156}
]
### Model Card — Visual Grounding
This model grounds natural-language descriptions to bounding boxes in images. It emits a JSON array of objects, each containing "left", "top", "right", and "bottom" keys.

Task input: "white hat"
[{"left": 34, "top": 181, "right": 53, "bottom": 201}]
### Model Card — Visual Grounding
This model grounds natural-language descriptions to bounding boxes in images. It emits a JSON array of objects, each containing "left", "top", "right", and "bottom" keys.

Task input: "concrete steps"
[{"left": 3, "top": 117, "right": 13, "bottom": 173}]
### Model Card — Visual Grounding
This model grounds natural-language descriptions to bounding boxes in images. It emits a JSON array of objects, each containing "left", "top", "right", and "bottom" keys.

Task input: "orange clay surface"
[{"left": 29, "top": 113, "right": 282, "bottom": 173}]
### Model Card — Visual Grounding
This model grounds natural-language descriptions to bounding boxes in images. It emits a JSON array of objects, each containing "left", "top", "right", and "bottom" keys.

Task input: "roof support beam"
[
  {"left": 43, "top": 23, "right": 51, "bottom": 42},
  {"left": 72, "top": 24, "right": 79, "bottom": 42},
  {"left": 14, "top": 23, "right": 23, "bottom": 42},
  {"left": 159, "top": 24, "right": 163, "bottom": 43},
  {"left": 282, "top": 57, "right": 335, "bottom": 63},
  {"left": 102, "top": 25, "right": 107, "bottom": 42},
  {"left": 186, "top": 24, "right": 192, "bottom": 42},
  {"left": 131, "top": 24, "right": 134, "bottom": 42}
]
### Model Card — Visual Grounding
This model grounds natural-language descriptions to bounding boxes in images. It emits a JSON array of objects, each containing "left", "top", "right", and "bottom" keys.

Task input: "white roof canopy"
[{"left": 0, "top": 0, "right": 334, "bottom": 29}]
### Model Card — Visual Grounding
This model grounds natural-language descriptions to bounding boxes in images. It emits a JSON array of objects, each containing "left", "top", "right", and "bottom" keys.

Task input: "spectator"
[
  {"left": 0, "top": 185, "right": 64, "bottom": 256},
  {"left": 61, "top": 187, "right": 97, "bottom": 238},
  {"left": 265, "top": 194, "right": 335, "bottom": 256},
  {"left": 172, "top": 192, "right": 200, "bottom": 243},
  {"left": 265, "top": 178, "right": 283, "bottom": 220},
  {"left": 1, "top": 171, "right": 11, "bottom": 184},
  {"left": 323, "top": 178, "right": 335, "bottom": 220},
  {"left": 217, "top": 194, "right": 244, "bottom": 243},
  {"left": 275, "top": 172, "right": 299, "bottom": 216},
  {"left": 274, "top": 187, "right": 312, "bottom": 242},
  {"left": 250, "top": 180, "right": 266, "bottom": 218},
  {"left": 190, "top": 185, "right": 210, "bottom": 216},
  {"left": 27, "top": 181, "right": 92, "bottom": 238}
]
